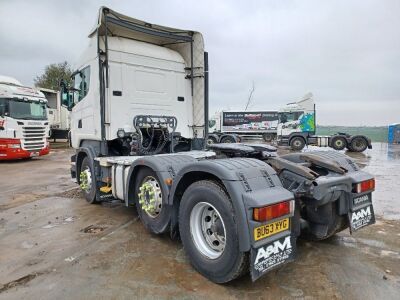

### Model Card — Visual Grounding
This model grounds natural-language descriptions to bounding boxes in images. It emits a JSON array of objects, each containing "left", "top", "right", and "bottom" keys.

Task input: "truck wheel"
[
  {"left": 350, "top": 137, "right": 368, "bottom": 152},
  {"left": 290, "top": 137, "right": 306, "bottom": 151},
  {"left": 220, "top": 136, "right": 236, "bottom": 143},
  {"left": 207, "top": 136, "right": 217, "bottom": 145},
  {"left": 330, "top": 136, "right": 347, "bottom": 151},
  {"left": 262, "top": 133, "right": 274, "bottom": 142},
  {"left": 134, "top": 167, "right": 169, "bottom": 234},
  {"left": 302, "top": 202, "right": 348, "bottom": 241},
  {"left": 79, "top": 157, "right": 97, "bottom": 204},
  {"left": 179, "top": 180, "right": 248, "bottom": 283}
]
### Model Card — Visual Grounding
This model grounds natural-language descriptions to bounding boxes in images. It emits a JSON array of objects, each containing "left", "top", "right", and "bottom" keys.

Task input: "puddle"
[{"left": 81, "top": 225, "right": 107, "bottom": 234}]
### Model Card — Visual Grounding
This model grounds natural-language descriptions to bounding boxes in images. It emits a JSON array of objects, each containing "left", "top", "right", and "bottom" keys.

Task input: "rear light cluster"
[
  {"left": 253, "top": 200, "right": 292, "bottom": 222},
  {"left": 353, "top": 179, "right": 375, "bottom": 194}
]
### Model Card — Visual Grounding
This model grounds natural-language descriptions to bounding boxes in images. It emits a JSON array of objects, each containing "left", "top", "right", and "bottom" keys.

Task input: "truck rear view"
[{"left": 63, "top": 7, "right": 376, "bottom": 284}]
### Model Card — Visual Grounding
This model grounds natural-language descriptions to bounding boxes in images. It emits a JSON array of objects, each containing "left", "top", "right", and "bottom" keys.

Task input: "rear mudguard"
[
  {"left": 278, "top": 151, "right": 375, "bottom": 238},
  {"left": 168, "top": 158, "right": 296, "bottom": 250},
  {"left": 169, "top": 157, "right": 298, "bottom": 281},
  {"left": 126, "top": 154, "right": 299, "bottom": 280}
]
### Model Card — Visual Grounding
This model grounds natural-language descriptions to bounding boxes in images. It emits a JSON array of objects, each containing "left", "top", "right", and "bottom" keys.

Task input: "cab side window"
[
  {"left": 73, "top": 66, "right": 90, "bottom": 102},
  {"left": 0, "top": 99, "right": 8, "bottom": 117}
]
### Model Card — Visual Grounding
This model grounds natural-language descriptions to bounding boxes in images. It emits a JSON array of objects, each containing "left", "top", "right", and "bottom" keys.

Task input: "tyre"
[
  {"left": 207, "top": 136, "right": 217, "bottom": 145},
  {"left": 179, "top": 180, "right": 248, "bottom": 283},
  {"left": 220, "top": 135, "right": 236, "bottom": 143},
  {"left": 262, "top": 133, "right": 274, "bottom": 142},
  {"left": 79, "top": 157, "right": 97, "bottom": 203},
  {"left": 301, "top": 202, "right": 348, "bottom": 241},
  {"left": 290, "top": 137, "right": 306, "bottom": 151},
  {"left": 330, "top": 136, "right": 347, "bottom": 151},
  {"left": 349, "top": 137, "right": 368, "bottom": 152},
  {"left": 134, "top": 167, "right": 169, "bottom": 234}
]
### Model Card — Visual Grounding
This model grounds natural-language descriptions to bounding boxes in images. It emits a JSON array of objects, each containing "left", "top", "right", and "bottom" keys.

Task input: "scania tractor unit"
[
  {"left": 276, "top": 93, "right": 372, "bottom": 152},
  {"left": 0, "top": 76, "right": 50, "bottom": 160},
  {"left": 63, "top": 7, "right": 376, "bottom": 283},
  {"left": 209, "top": 93, "right": 372, "bottom": 152}
]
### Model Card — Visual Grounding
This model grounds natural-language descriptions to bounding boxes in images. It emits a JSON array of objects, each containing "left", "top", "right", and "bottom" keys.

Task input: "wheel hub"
[
  {"left": 138, "top": 176, "right": 163, "bottom": 218},
  {"left": 335, "top": 140, "right": 344, "bottom": 147},
  {"left": 294, "top": 140, "right": 301, "bottom": 147},
  {"left": 190, "top": 202, "right": 226, "bottom": 259},
  {"left": 79, "top": 167, "right": 92, "bottom": 192}
]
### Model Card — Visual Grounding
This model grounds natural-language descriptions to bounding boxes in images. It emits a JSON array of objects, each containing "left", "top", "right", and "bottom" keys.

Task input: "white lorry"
[
  {"left": 276, "top": 93, "right": 372, "bottom": 152},
  {"left": 62, "top": 7, "right": 376, "bottom": 283},
  {"left": 208, "top": 110, "right": 278, "bottom": 143},
  {"left": 209, "top": 93, "right": 372, "bottom": 152},
  {"left": 0, "top": 75, "right": 50, "bottom": 160},
  {"left": 38, "top": 88, "right": 70, "bottom": 140}
]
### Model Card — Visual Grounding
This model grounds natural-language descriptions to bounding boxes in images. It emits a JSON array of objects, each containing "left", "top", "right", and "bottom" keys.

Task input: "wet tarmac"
[{"left": 0, "top": 143, "right": 399, "bottom": 299}]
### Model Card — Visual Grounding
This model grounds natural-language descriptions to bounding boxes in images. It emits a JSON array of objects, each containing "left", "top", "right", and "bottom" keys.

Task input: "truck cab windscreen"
[
  {"left": 278, "top": 111, "right": 302, "bottom": 123},
  {"left": 0, "top": 98, "right": 47, "bottom": 120}
]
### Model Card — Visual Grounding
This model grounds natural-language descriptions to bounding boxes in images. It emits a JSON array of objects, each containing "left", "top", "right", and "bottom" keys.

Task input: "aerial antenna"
[{"left": 244, "top": 81, "right": 255, "bottom": 111}]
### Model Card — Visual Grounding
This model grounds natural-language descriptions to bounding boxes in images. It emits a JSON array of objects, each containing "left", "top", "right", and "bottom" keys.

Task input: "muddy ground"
[{"left": 0, "top": 142, "right": 399, "bottom": 299}]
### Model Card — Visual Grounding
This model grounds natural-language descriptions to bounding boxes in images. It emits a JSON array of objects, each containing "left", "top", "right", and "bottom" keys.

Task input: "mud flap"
[
  {"left": 349, "top": 204, "right": 375, "bottom": 233},
  {"left": 250, "top": 235, "right": 296, "bottom": 281}
]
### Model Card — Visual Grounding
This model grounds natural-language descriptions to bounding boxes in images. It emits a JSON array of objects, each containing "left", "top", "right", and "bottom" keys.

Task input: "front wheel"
[
  {"left": 79, "top": 157, "right": 97, "bottom": 203},
  {"left": 290, "top": 137, "right": 306, "bottom": 151},
  {"left": 179, "top": 180, "right": 248, "bottom": 283}
]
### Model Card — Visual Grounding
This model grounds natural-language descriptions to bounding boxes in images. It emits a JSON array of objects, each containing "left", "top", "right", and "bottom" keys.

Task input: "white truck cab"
[
  {"left": 276, "top": 93, "right": 371, "bottom": 151},
  {"left": 0, "top": 76, "right": 50, "bottom": 160},
  {"left": 277, "top": 93, "right": 316, "bottom": 139},
  {"left": 61, "top": 8, "right": 207, "bottom": 155}
]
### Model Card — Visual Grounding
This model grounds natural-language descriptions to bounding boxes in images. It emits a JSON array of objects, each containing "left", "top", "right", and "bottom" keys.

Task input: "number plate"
[
  {"left": 349, "top": 204, "right": 375, "bottom": 232},
  {"left": 254, "top": 218, "right": 289, "bottom": 241},
  {"left": 30, "top": 152, "right": 39, "bottom": 157}
]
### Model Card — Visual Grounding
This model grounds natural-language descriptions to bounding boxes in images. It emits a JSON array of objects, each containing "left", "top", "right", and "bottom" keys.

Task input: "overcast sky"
[{"left": 1, "top": 0, "right": 399, "bottom": 126}]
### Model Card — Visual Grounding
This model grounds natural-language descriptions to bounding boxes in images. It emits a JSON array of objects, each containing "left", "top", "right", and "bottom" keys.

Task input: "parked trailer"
[
  {"left": 208, "top": 111, "right": 278, "bottom": 143},
  {"left": 62, "top": 7, "right": 376, "bottom": 283},
  {"left": 209, "top": 94, "right": 372, "bottom": 152},
  {"left": 38, "top": 88, "right": 70, "bottom": 141},
  {"left": 0, "top": 75, "right": 50, "bottom": 160}
]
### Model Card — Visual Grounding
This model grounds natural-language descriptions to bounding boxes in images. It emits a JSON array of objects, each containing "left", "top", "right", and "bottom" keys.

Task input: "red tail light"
[
  {"left": 253, "top": 201, "right": 291, "bottom": 222},
  {"left": 353, "top": 179, "right": 375, "bottom": 193}
]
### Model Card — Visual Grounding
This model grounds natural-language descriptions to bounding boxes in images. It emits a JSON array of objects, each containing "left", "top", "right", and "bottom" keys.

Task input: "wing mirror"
[{"left": 59, "top": 79, "right": 74, "bottom": 111}]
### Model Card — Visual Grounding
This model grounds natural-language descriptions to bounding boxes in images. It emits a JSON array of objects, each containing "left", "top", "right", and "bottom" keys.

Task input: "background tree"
[{"left": 34, "top": 61, "right": 72, "bottom": 90}]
